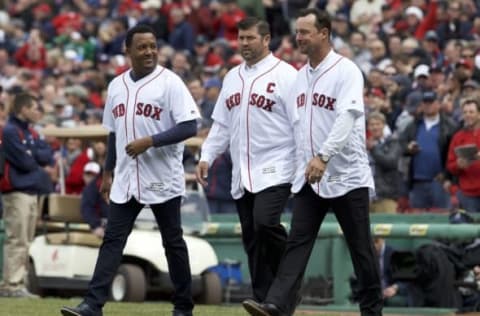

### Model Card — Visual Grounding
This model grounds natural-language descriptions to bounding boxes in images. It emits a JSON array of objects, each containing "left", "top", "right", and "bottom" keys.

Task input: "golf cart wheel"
[
  {"left": 27, "top": 260, "right": 44, "bottom": 296},
  {"left": 199, "top": 271, "right": 222, "bottom": 304},
  {"left": 110, "top": 264, "right": 146, "bottom": 302}
]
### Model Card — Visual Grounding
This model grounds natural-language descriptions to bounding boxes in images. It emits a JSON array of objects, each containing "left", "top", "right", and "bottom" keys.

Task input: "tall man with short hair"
[
  {"left": 243, "top": 9, "right": 383, "bottom": 316},
  {"left": 1, "top": 93, "right": 52, "bottom": 298},
  {"left": 61, "top": 24, "right": 200, "bottom": 316},
  {"left": 196, "top": 17, "right": 299, "bottom": 302}
]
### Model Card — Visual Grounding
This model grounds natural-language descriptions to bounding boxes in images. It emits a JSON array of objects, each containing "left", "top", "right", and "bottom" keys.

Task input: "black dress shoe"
[
  {"left": 172, "top": 310, "right": 193, "bottom": 316},
  {"left": 60, "top": 302, "right": 103, "bottom": 316},
  {"left": 242, "top": 299, "right": 285, "bottom": 316}
]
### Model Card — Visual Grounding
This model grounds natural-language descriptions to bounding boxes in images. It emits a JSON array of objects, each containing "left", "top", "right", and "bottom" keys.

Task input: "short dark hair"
[
  {"left": 237, "top": 17, "right": 270, "bottom": 37},
  {"left": 296, "top": 8, "right": 332, "bottom": 34},
  {"left": 461, "top": 98, "right": 480, "bottom": 112},
  {"left": 11, "top": 92, "right": 34, "bottom": 115},
  {"left": 125, "top": 24, "right": 156, "bottom": 49}
]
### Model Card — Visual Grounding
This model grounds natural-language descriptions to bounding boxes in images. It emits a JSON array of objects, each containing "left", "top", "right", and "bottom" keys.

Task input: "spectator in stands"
[
  {"left": 447, "top": 98, "right": 480, "bottom": 212},
  {"left": 373, "top": 238, "right": 409, "bottom": 305},
  {"left": 460, "top": 43, "right": 480, "bottom": 82},
  {"left": 422, "top": 30, "right": 444, "bottom": 69},
  {"left": 213, "top": 0, "right": 246, "bottom": 45},
  {"left": 400, "top": 90, "right": 458, "bottom": 210},
  {"left": 367, "top": 112, "right": 402, "bottom": 213},
  {"left": 139, "top": 0, "right": 169, "bottom": 42},
  {"left": 186, "top": 77, "right": 212, "bottom": 137},
  {"left": 436, "top": 0, "right": 472, "bottom": 44},
  {"left": 170, "top": 51, "right": 192, "bottom": 80},
  {"left": 205, "top": 152, "right": 236, "bottom": 214},
  {"left": 14, "top": 28, "right": 46, "bottom": 71},
  {"left": 64, "top": 137, "right": 92, "bottom": 195},
  {"left": 64, "top": 84, "right": 90, "bottom": 124},
  {"left": 366, "top": 39, "right": 391, "bottom": 73},
  {"left": 168, "top": 7, "right": 195, "bottom": 54},
  {"left": 81, "top": 161, "right": 108, "bottom": 239},
  {"left": 349, "top": 0, "right": 383, "bottom": 35}
]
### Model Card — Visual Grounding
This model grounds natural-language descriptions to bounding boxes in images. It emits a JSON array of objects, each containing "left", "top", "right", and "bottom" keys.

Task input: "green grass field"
[
  {"left": 0, "top": 298, "right": 341, "bottom": 316},
  {"left": 0, "top": 298, "right": 463, "bottom": 316}
]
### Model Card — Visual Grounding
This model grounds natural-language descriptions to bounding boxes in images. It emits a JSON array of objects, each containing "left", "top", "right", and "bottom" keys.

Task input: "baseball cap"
[
  {"left": 424, "top": 30, "right": 439, "bottom": 42},
  {"left": 54, "top": 97, "right": 67, "bottom": 107},
  {"left": 414, "top": 64, "right": 430, "bottom": 78},
  {"left": 405, "top": 91, "right": 423, "bottom": 113},
  {"left": 195, "top": 35, "right": 208, "bottom": 46},
  {"left": 391, "top": 74, "right": 411, "bottom": 88},
  {"left": 463, "top": 79, "right": 479, "bottom": 89},
  {"left": 65, "top": 85, "right": 89, "bottom": 100},
  {"left": 422, "top": 90, "right": 437, "bottom": 102},
  {"left": 83, "top": 161, "right": 101, "bottom": 175},
  {"left": 405, "top": 6, "right": 424, "bottom": 20}
]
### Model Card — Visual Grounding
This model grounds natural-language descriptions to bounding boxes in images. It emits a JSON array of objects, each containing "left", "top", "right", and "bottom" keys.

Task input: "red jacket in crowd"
[{"left": 447, "top": 128, "right": 480, "bottom": 197}]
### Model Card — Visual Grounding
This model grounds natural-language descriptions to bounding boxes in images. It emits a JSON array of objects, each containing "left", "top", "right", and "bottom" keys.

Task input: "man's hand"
[
  {"left": 100, "top": 171, "right": 112, "bottom": 203},
  {"left": 457, "top": 157, "right": 471, "bottom": 169},
  {"left": 125, "top": 136, "right": 153, "bottom": 159},
  {"left": 305, "top": 156, "right": 326, "bottom": 184},
  {"left": 92, "top": 227, "right": 105, "bottom": 239},
  {"left": 407, "top": 141, "right": 420, "bottom": 154},
  {"left": 196, "top": 161, "right": 209, "bottom": 187},
  {"left": 383, "top": 284, "right": 398, "bottom": 298}
]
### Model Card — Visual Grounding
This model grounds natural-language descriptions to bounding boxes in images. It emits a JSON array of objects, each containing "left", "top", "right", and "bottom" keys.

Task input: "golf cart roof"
[
  {"left": 42, "top": 125, "right": 109, "bottom": 141},
  {"left": 41, "top": 125, "right": 204, "bottom": 148}
]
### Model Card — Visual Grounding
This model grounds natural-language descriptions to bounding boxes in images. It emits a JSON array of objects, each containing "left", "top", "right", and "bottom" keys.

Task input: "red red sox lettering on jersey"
[
  {"left": 226, "top": 83, "right": 276, "bottom": 112},
  {"left": 103, "top": 65, "right": 200, "bottom": 205},
  {"left": 296, "top": 92, "right": 336, "bottom": 110},
  {"left": 201, "top": 54, "right": 299, "bottom": 199},
  {"left": 290, "top": 50, "right": 374, "bottom": 198},
  {"left": 111, "top": 103, "right": 163, "bottom": 120}
]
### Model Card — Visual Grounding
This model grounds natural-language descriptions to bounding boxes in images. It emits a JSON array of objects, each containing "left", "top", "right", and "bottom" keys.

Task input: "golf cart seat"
[{"left": 43, "top": 193, "right": 102, "bottom": 248}]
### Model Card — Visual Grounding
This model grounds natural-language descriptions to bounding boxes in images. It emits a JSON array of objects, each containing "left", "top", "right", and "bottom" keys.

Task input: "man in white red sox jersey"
[
  {"left": 195, "top": 17, "right": 299, "bottom": 303},
  {"left": 61, "top": 25, "right": 199, "bottom": 316},
  {"left": 243, "top": 9, "right": 383, "bottom": 316}
]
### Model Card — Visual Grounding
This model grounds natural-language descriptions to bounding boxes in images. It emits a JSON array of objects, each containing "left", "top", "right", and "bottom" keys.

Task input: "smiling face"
[
  {"left": 462, "top": 102, "right": 480, "bottom": 129},
  {"left": 295, "top": 14, "right": 325, "bottom": 58},
  {"left": 126, "top": 32, "right": 158, "bottom": 77}
]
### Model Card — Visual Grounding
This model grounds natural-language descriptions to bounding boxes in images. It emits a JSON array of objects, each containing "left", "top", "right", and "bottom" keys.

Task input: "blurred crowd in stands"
[{"left": 0, "top": 0, "right": 479, "bottom": 214}]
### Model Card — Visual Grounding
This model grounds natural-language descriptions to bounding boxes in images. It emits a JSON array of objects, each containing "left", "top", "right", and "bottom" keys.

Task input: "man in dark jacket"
[
  {"left": 400, "top": 90, "right": 458, "bottom": 210},
  {"left": 367, "top": 111, "right": 403, "bottom": 213},
  {"left": 81, "top": 162, "right": 108, "bottom": 239},
  {"left": 0, "top": 92, "right": 53, "bottom": 298}
]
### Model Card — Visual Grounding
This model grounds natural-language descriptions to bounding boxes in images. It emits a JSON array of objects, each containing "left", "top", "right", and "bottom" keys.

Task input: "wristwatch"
[{"left": 317, "top": 153, "right": 330, "bottom": 164}]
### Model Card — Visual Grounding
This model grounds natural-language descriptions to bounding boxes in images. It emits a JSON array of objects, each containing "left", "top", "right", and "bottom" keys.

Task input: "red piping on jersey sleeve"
[{"left": 244, "top": 59, "right": 282, "bottom": 192}]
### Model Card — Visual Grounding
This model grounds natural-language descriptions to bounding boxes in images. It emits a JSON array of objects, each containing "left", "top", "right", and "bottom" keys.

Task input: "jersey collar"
[
  {"left": 307, "top": 49, "right": 336, "bottom": 74},
  {"left": 243, "top": 52, "right": 275, "bottom": 73}
]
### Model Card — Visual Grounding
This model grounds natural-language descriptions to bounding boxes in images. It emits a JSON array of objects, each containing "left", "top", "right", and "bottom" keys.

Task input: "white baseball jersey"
[
  {"left": 201, "top": 53, "right": 298, "bottom": 199},
  {"left": 103, "top": 65, "right": 200, "bottom": 204},
  {"left": 291, "top": 50, "right": 374, "bottom": 198}
]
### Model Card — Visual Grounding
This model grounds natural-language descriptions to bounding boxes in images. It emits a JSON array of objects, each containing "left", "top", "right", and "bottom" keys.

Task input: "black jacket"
[{"left": 2, "top": 115, "right": 53, "bottom": 194}]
